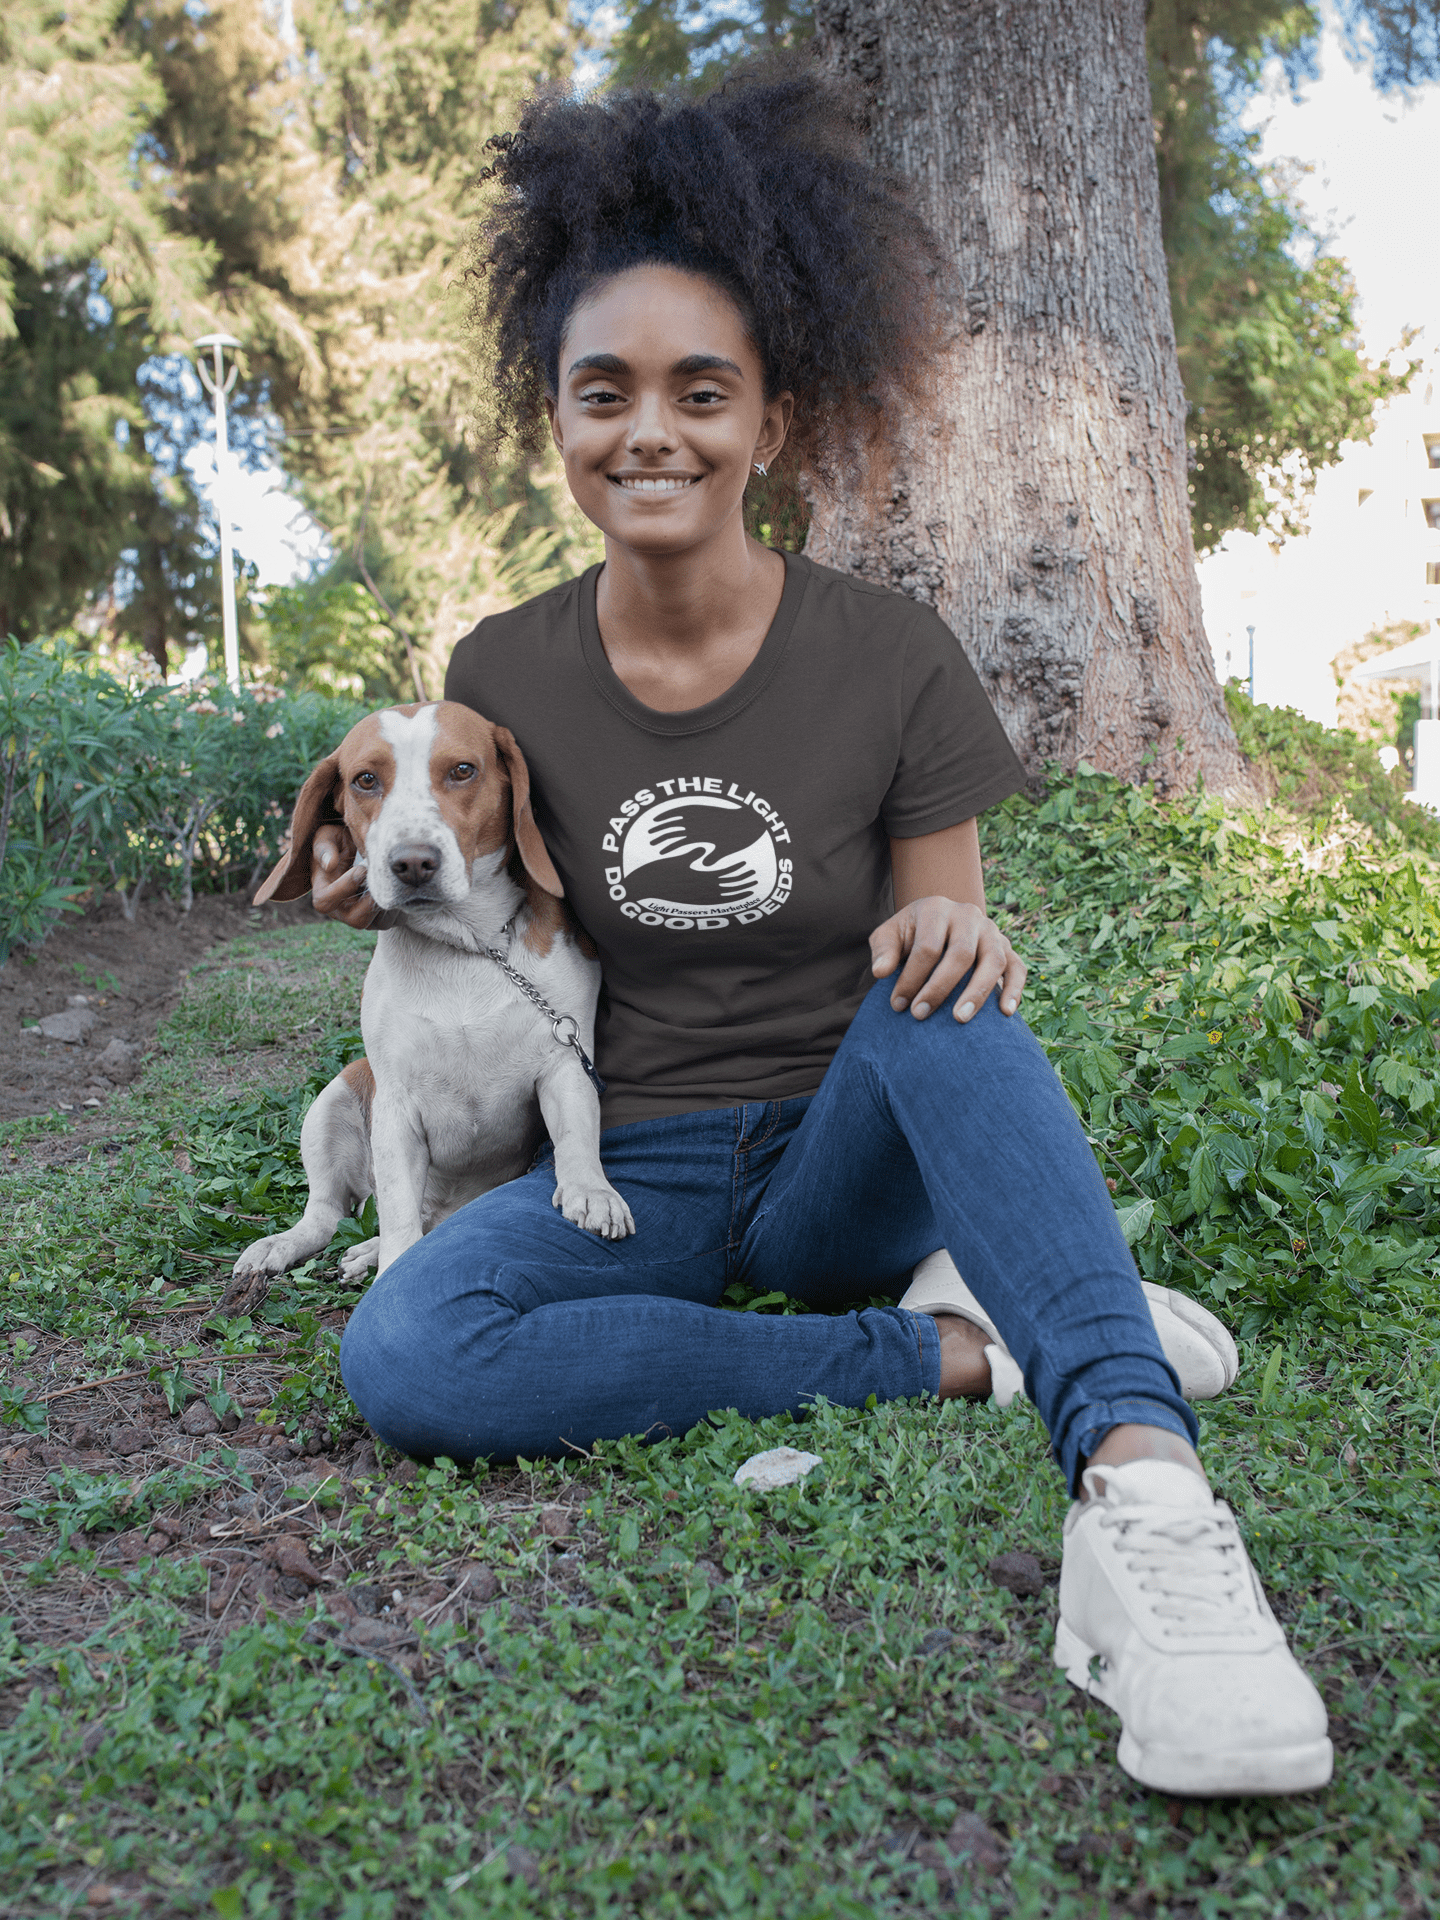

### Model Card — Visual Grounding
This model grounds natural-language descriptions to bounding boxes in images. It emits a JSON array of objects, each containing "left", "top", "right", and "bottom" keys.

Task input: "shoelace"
[{"left": 1089, "top": 1483, "right": 1260, "bottom": 1639}]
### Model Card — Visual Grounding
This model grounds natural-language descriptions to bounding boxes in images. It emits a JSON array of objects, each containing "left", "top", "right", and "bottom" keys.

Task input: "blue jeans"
[{"left": 340, "top": 975, "right": 1197, "bottom": 1492}]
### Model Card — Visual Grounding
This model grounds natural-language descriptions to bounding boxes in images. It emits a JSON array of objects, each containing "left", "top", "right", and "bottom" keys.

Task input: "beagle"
[{"left": 225, "top": 701, "right": 633, "bottom": 1312}]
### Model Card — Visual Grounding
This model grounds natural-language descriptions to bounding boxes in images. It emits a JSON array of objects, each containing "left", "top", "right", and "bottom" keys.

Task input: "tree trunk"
[{"left": 810, "top": 0, "right": 1254, "bottom": 797}]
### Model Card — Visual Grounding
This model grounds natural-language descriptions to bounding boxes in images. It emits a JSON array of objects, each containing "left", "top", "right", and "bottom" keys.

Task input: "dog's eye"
[
  {"left": 353, "top": 771, "right": 379, "bottom": 791},
  {"left": 450, "top": 762, "right": 478, "bottom": 783}
]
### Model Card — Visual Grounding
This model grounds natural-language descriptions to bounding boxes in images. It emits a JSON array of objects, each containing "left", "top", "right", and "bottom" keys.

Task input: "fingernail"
[
  {"left": 913, "top": 1001, "right": 930, "bottom": 1018},
  {"left": 1003, "top": 997, "right": 1016, "bottom": 1013},
  {"left": 957, "top": 1001, "right": 975, "bottom": 1021},
  {"left": 892, "top": 996, "right": 909, "bottom": 1011}
]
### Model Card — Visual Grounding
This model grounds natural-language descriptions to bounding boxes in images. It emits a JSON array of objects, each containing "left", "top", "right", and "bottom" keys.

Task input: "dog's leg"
[
  {"left": 537, "top": 1057, "right": 635, "bottom": 1240},
  {"left": 370, "top": 1094, "right": 432, "bottom": 1272},
  {"left": 225, "top": 1075, "right": 372, "bottom": 1313}
]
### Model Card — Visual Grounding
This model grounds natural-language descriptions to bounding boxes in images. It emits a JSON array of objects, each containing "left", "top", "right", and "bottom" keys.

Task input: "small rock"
[
  {"left": 733, "top": 1446, "right": 822, "bottom": 1491},
  {"left": 107, "top": 1424, "right": 154, "bottom": 1457},
  {"left": 691, "top": 1558, "right": 722, "bottom": 1586},
  {"left": 79, "top": 1719, "right": 107, "bottom": 1758},
  {"left": 919, "top": 1627, "right": 955, "bottom": 1657},
  {"left": 344, "top": 1616, "right": 408, "bottom": 1649},
  {"left": 988, "top": 1551, "right": 1044, "bottom": 1597},
  {"left": 226, "top": 1491, "right": 261, "bottom": 1517},
  {"left": 39, "top": 1443, "right": 79, "bottom": 1468},
  {"left": 452, "top": 1563, "right": 499, "bottom": 1603},
  {"left": 322, "top": 1589, "right": 359, "bottom": 1627},
  {"left": 349, "top": 1583, "right": 382, "bottom": 1616},
  {"left": 179, "top": 1401, "right": 219, "bottom": 1435},
  {"left": 539, "top": 1504, "right": 574, "bottom": 1540},
  {"left": 95, "top": 1038, "right": 139, "bottom": 1084},
  {"left": 945, "top": 1810, "right": 1008, "bottom": 1875},
  {"left": 260, "top": 1535, "right": 324, "bottom": 1587},
  {"left": 1341, "top": 1441, "right": 1359, "bottom": 1469},
  {"left": 231, "top": 1447, "right": 270, "bottom": 1478},
  {"left": 349, "top": 1440, "right": 380, "bottom": 1478},
  {"left": 70, "top": 1423, "right": 101, "bottom": 1451},
  {"left": 38, "top": 1007, "right": 97, "bottom": 1044},
  {"left": 392, "top": 1459, "right": 419, "bottom": 1486}
]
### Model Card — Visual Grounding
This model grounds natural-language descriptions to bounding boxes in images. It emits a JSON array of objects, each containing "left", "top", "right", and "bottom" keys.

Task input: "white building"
[{"left": 1197, "top": 337, "right": 1440, "bottom": 742}]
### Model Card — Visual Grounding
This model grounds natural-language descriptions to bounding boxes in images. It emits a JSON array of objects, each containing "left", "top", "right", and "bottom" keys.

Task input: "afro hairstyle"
[{"left": 471, "top": 64, "right": 946, "bottom": 533}]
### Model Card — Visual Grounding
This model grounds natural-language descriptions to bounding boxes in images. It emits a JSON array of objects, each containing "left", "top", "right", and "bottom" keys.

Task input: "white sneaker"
[
  {"left": 1056, "top": 1459, "right": 1333, "bottom": 1796},
  {"left": 901, "top": 1250, "right": 1239, "bottom": 1404}
]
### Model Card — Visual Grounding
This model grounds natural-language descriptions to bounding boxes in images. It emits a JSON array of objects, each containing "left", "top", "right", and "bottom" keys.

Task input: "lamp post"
[
  {"left": 1247, "top": 624, "right": 1256, "bottom": 703},
  {"left": 193, "top": 333, "right": 242, "bottom": 691}
]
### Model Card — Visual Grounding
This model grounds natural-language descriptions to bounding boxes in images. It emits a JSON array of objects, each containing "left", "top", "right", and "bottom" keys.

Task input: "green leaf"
[
  {"left": 1259, "top": 1345, "right": 1284, "bottom": 1408},
  {"left": 1187, "top": 1142, "right": 1218, "bottom": 1217},
  {"left": 211, "top": 1890, "right": 243, "bottom": 1919},
  {"left": 617, "top": 1517, "right": 640, "bottom": 1557},
  {"left": 1116, "top": 1198, "right": 1155, "bottom": 1246},
  {"left": 1338, "top": 1063, "right": 1382, "bottom": 1152}
]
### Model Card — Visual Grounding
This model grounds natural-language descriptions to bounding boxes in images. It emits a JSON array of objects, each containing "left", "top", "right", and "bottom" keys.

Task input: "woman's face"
[{"left": 546, "top": 264, "right": 792, "bottom": 558}]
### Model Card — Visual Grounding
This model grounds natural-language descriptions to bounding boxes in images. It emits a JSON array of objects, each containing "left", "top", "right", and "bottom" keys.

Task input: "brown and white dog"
[{"left": 225, "top": 701, "right": 633, "bottom": 1311}]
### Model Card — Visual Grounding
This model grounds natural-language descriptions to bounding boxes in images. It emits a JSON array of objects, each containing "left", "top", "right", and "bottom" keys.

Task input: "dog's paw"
[
  {"left": 339, "top": 1237, "right": 380, "bottom": 1281},
  {"left": 553, "top": 1182, "right": 636, "bottom": 1239}
]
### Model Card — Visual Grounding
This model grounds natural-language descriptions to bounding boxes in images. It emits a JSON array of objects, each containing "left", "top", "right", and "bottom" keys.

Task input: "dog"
[{"left": 223, "top": 701, "right": 634, "bottom": 1313}]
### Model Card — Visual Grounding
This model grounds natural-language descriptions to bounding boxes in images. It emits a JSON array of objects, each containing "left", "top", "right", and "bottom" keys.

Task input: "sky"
[{"left": 212, "top": 2, "right": 1440, "bottom": 673}]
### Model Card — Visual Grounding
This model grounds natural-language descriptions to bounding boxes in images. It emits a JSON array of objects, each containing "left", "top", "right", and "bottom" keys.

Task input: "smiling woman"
[
  {"left": 313, "top": 66, "right": 1338, "bottom": 1804},
  {"left": 471, "top": 72, "right": 943, "bottom": 539}
]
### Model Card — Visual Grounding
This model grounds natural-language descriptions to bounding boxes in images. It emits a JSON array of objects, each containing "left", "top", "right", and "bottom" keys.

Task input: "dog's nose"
[{"left": 389, "top": 843, "right": 442, "bottom": 889}]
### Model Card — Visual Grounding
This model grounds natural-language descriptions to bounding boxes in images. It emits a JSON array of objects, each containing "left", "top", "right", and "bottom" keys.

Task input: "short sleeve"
[{"left": 881, "top": 607, "right": 1028, "bottom": 836}]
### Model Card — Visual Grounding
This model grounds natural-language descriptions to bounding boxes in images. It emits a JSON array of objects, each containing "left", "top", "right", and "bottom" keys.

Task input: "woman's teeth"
[{"left": 615, "top": 476, "right": 696, "bottom": 493}]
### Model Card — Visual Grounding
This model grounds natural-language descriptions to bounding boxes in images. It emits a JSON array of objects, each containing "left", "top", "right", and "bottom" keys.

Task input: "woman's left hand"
[{"left": 869, "top": 896, "right": 1027, "bottom": 1022}]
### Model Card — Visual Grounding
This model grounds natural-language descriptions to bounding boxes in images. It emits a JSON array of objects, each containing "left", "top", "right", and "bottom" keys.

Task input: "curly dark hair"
[{"left": 471, "top": 65, "right": 945, "bottom": 533}]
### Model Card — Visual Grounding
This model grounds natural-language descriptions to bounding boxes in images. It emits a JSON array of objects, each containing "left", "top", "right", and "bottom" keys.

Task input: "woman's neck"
[{"left": 594, "top": 515, "right": 787, "bottom": 714}]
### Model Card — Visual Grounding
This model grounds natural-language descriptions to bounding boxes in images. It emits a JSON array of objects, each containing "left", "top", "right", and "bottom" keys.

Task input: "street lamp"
[{"left": 193, "top": 333, "right": 242, "bottom": 691}]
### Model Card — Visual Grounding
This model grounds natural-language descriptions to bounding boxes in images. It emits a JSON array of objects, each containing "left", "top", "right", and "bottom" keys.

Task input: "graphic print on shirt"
[{"left": 601, "top": 778, "right": 793, "bottom": 930}]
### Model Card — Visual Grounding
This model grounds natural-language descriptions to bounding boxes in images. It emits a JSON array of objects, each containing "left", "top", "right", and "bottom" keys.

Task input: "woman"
[{"left": 318, "top": 73, "right": 1330, "bottom": 1798}]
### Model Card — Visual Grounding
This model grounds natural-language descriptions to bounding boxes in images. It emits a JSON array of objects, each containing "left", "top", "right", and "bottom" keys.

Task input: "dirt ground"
[{"left": 1, "top": 889, "right": 314, "bottom": 1127}]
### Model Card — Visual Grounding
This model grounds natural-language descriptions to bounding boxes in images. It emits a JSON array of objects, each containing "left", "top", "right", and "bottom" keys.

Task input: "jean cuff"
[
  {"left": 1061, "top": 1396, "right": 1200, "bottom": 1497},
  {"left": 906, "top": 1308, "right": 943, "bottom": 1399}
]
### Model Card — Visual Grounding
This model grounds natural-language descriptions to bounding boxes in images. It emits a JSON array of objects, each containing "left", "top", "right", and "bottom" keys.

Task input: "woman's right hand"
[{"left": 311, "top": 824, "right": 397, "bottom": 929}]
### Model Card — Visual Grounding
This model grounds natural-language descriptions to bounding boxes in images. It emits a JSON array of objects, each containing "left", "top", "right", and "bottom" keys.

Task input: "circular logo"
[{"left": 601, "top": 780, "right": 793, "bottom": 930}]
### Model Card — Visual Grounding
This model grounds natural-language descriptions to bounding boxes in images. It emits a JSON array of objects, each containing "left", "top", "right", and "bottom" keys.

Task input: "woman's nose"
[{"left": 626, "top": 391, "right": 677, "bottom": 456}]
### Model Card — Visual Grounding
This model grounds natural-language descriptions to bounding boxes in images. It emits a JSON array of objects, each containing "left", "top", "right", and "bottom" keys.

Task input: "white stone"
[
  {"left": 732, "top": 1447, "right": 822, "bottom": 1491},
  {"left": 38, "top": 1008, "right": 96, "bottom": 1043}
]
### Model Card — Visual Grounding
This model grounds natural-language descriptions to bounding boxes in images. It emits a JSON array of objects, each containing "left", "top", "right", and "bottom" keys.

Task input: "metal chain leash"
[{"left": 479, "top": 925, "right": 607, "bottom": 1097}]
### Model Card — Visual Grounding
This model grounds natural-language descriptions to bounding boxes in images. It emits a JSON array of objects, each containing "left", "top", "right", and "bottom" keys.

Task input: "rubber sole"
[
  {"left": 1054, "top": 1620, "right": 1335, "bottom": 1797},
  {"left": 902, "top": 1254, "right": 1240, "bottom": 1402}
]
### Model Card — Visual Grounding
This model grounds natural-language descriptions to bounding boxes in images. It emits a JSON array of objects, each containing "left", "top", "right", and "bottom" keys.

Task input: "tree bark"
[{"left": 810, "top": 0, "right": 1254, "bottom": 796}]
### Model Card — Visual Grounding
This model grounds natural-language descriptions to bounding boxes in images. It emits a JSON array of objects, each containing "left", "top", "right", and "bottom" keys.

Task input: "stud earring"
[{"left": 752, "top": 460, "right": 768, "bottom": 478}]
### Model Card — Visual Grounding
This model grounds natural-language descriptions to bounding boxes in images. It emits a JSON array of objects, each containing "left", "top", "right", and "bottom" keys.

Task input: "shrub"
[{"left": 0, "top": 638, "right": 362, "bottom": 962}]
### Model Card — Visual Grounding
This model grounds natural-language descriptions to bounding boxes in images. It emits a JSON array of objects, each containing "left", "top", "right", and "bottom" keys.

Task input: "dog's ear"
[
  {"left": 252, "top": 753, "right": 344, "bottom": 904},
  {"left": 493, "top": 725, "right": 563, "bottom": 898}
]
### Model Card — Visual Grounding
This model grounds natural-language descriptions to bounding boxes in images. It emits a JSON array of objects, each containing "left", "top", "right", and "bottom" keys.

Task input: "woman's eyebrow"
[
  {"left": 565, "top": 351, "right": 744, "bottom": 378},
  {"left": 672, "top": 353, "right": 743, "bottom": 377}
]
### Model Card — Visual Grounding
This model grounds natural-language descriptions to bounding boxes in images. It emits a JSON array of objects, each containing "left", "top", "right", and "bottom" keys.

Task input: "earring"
[{"left": 752, "top": 460, "right": 767, "bottom": 478}]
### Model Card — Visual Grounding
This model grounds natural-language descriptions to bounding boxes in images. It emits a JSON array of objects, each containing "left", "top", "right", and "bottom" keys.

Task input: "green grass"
[{"left": 1, "top": 772, "right": 1437, "bottom": 1917}]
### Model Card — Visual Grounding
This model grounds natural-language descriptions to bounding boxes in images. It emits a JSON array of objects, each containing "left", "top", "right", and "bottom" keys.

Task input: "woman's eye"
[
  {"left": 578, "top": 386, "right": 624, "bottom": 406},
  {"left": 685, "top": 387, "right": 726, "bottom": 406},
  {"left": 451, "top": 762, "right": 477, "bottom": 782}
]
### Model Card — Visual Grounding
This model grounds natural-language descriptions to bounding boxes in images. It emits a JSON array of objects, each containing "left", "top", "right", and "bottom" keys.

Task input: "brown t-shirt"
[{"left": 445, "top": 552, "right": 1026, "bottom": 1128}]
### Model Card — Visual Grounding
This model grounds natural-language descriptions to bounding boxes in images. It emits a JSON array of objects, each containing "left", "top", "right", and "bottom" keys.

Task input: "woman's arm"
[{"left": 871, "top": 817, "right": 1027, "bottom": 1023}]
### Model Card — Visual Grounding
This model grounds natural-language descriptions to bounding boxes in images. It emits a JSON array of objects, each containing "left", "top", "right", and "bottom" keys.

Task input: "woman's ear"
[
  {"left": 493, "top": 725, "right": 564, "bottom": 897},
  {"left": 252, "top": 754, "right": 343, "bottom": 903}
]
